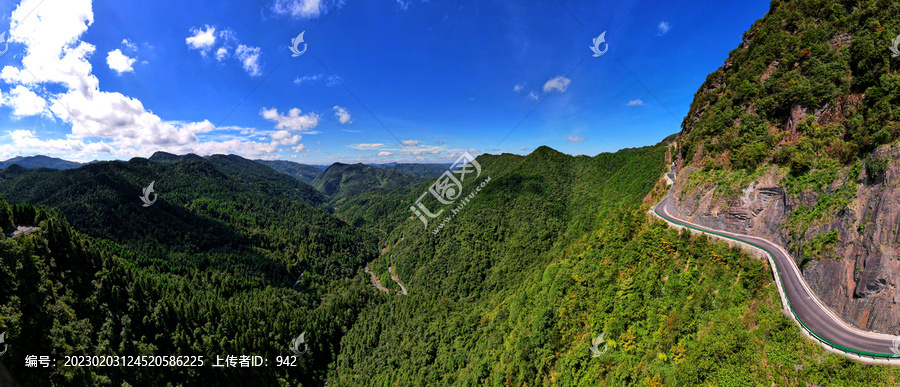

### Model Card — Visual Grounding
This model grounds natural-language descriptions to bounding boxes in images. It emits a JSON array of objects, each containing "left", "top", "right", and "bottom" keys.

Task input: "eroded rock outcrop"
[{"left": 671, "top": 143, "right": 900, "bottom": 334}]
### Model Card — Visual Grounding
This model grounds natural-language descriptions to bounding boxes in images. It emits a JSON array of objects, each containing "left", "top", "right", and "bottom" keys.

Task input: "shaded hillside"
[
  {"left": 378, "top": 163, "right": 451, "bottom": 180},
  {"left": 311, "top": 163, "right": 425, "bottom": 204},
  {"left": 0, "top": 155, "right": 334, "bottom": 263},
  {"left": 670, "top": 0, "right": 900, "bottom": 333},
  {"left": 256, "top": 159, "right": 325, "bottom": 184},
  {"left": 148, "top": 152, "right": 328, "bottom": 206},
  {"left": 0, "top": 155, "right": 82, "bottom": 170},
  {"left": 0, "top": 195, "right": 377, "bottom": 385}
]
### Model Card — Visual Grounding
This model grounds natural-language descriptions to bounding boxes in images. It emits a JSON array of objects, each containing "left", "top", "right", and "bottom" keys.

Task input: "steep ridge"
[
  {"left": 671, "top": 0, "right": 900, "bottom": 333},
  {"left": 655, "top": 182, "right": 900, "bottom": 361}
]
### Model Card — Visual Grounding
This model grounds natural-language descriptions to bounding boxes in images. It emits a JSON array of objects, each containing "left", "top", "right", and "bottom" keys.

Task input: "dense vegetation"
[
  {"left": 333, "top": 143, "right": 895, "bottom": 386},
  {"left": 0, "top": 156, "right": 378, "bottom": 385},
  {"left": 379, "top": 163, "right": 451, "bottom": 180},
  {"left": 0, "top": 155, "right": 83, "bottom": 170},
  {"left": 311, "top": 163, "right": 425, "bottom": 206},
  {"left": 6, "top": 1, "right": 900, "bottom": 383},
  {"left": 254, "top": 160, "right": 325, "bottom": 184},
  {"left": 0, "top": 141, "right": 895, "bottom": 385},
  {"left": 681, "top": 0, "right": 900, "bottom": 173}
]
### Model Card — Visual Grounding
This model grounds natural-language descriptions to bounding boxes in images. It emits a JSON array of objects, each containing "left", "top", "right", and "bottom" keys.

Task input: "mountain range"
[{"left": 3, "top": 0, "right": 900, "bottom": 385}]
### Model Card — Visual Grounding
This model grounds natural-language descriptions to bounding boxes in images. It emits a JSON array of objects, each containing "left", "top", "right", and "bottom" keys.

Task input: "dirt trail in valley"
[
  {"left": 389, "top": 266, "right": 408, "bottom": 295},
  {"left": 365, "top": 265, "right": 391, "bottom": 294}
]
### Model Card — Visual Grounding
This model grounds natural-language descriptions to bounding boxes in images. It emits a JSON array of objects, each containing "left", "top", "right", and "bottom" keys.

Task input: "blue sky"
[{"left": 0, "top": 0, "right": 769, "bottom": 164}]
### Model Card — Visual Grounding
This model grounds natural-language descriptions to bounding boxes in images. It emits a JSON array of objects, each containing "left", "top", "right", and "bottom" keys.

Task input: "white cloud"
[
  {"left": 543, "top": 76, "right": 571, "bottom": 93},
  {"left": 333, "top": 106, "right": 352, "bottom": 124},
  {"left": 260, "top": 107, "right": 319, "bottom": 132},
  {"left": 215, "top": 47, "right": 228, "bottom": 61},
  {"left": 566, "top": 136, "right": 587, "bottom": 142},
  {"left": 2, "top": 85, "right": 48, "bottom": 118},
  {"left": 0, "top": 0, "right": 276, "bottom": 160},
  {"left": 514, "top": 83, "right": 525, "bottom": 92},
  {"left": 270, "top": 130, "right": 303, "bottom": 145},
  {"left": 400, "top": 140, "right": 418, "bottom": 146},
  {"left": 657, "top": 21, "right": 670, "bottom": 36},
  {"left": 350, "top": 143, "right": 384, "bottom": 150},
  {"left": 106, "top": 49, "right": 136, "bottom": 74},
  {"left": 121, "top": 38, "right": 137, "bottom": 51},
  {"left": 235, "top": 45, "right": 261, "bottom": 76},
  {"left": 273, "top": 0, "right": 342, "bottom": 19},
  {"left": 293, "top": 73, "right": 342, "bottom": 86},
  {"left": 377, "top": 151, "right": 394, "bottom": 157},
  {"left": 627, "top": 99, "right": 644, "bottom": 106},
  {"left": 186, "top": 25, "right": 217, "bottom": 53},
  {"left": 526, "top": 91, "right": 539, "bottom": 101},
  {"left": 292, "top": 143, "right": 307, "bottom": 151}
]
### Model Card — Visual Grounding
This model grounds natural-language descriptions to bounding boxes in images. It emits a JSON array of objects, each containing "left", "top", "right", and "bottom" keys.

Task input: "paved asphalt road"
[{"left": 654, "top": 195, "right": 900, "bottom": 359}]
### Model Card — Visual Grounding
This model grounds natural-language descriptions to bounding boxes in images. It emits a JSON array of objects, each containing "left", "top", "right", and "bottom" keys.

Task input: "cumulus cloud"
[
  {"left": 215, "top": 47, "right": 228, "bottom": 61},
  {"left": 260, "top": 107, "right": 319, "bottom": 132},
  {"left": 514, "top": 83, "right": 525, "bottom": 92},
  {"left": 2, "top": 85, "right": 48, "bottom": 118},
  {"left": 106, "top": 49, "right": 136, "bottom": 74},
  {"left": 566, "top": 136, "right": 587, "bottom": 142},
  {"left": 186, "top": 25, "right": 217, "bottom": 53},
  {"left": 657, "top": 21, "right": 670, "bottom": 36},
  {"left": 526, "top": 91, "right": 539, "bottom": 101},
  {"left": 186, "top": 26, "right": 259, "bottom": 74},
  {"left": 235, "top": 45, "right": 261, "bottom": 76},
  {"left": 377, "top": 151, "right": 394, "bottom": 157},
  {"left": 627, "top": 99, "right": 644, "bottom": 106},
  {"left": 543, "top": 76, "right": 571, "bottom": 93},
  {"left": 333, "top": 106, "right": 352, "bottom": 124},
  {"left": 400, "top": 140, "right": 418, "bottom": 146},
  {"left": 270, "top": 130, "right": 303, "bottom": 146},
  {"left": 0, "top": 0, "right": 280, "bottom": 159}
]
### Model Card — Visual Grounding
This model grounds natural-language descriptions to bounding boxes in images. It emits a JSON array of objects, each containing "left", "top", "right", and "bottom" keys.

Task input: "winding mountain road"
[{"left": 654, "top": 172, "right": 900, "bottom": 362}]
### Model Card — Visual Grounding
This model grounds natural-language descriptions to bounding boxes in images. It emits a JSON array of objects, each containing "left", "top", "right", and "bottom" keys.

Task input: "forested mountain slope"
[
  {"left": 311, "top": 163, "right": 425, "bottom": 205},
  {"left": 331, "top": 142, "right": 896, "bottom": 385},
  {"left": 0, "top": 195, "right": 378, "bottom": 385},
  {"left": 378, "top": 163, "right": 451, "bottom": 180},
  {"left": 0, "top": 155, "right": 82, "bottom": 170},
  {"left": 255, "top": 159, "right": 325, "bottom": 184},
  {"left": 670, "top": 0, "right": 900, "bottom": 333}
]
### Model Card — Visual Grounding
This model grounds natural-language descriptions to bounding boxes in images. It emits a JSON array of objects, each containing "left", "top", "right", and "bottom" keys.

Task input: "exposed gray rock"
[{"left": 671, "top": 143, "right": 900, "bottom": 334}]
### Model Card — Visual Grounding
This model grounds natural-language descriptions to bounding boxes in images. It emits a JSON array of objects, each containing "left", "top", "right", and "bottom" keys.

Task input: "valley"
[{"left": 3, "top": 0, "right": 900, "bottom": 385}]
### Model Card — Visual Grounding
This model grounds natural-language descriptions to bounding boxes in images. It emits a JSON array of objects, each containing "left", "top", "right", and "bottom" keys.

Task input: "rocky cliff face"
[{"left": 670, "top": 143, "right": 900, "bottom": 334}]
